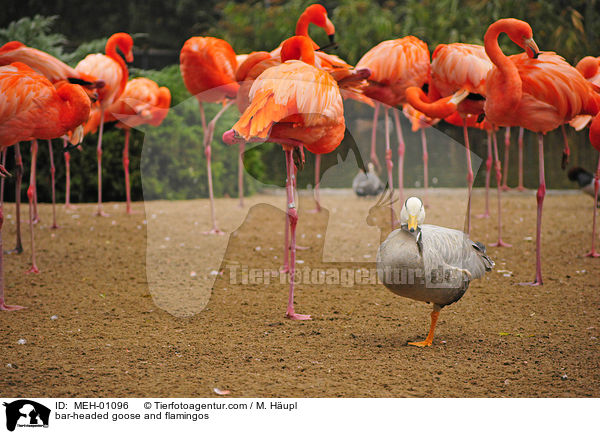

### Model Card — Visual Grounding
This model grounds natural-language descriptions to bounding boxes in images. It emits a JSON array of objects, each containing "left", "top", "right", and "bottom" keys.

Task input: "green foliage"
[{"left": 0, "top": 15, "right": 66, "bottom": 58}]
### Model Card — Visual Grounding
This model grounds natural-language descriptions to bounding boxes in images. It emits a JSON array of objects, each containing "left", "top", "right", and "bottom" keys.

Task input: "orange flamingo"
[
  {"left": 483, "top": 18, "right": 600, "bottom": 284},
  {"left": 587, "top": 117, "right": 600, "bottom": 257},
  {"left": 223, "top": 36, "right": 345, "bottom": 320},
  {"left": 406, "top": 43, "right": 492, "bottom": 236},
  {"left": 103, "top": 77, "right": 171, "bottom": 214},
  {"left": 0, "top": 62, "right": 90, "bottom": 300},
  {"left": 356, "top": 37, "right": 431, "bottom": 223},
  {"left": 180, "top": 36, "right": 239, "bottom": 234},
  {"left": 76, "top": 32, "right": 133, "bottom": 217}
]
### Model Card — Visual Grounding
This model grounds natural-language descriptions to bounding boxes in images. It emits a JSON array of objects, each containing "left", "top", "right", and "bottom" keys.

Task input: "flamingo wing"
[
  {"left": 431, "top": 43, "right": 492, "bottom": 96},
  {"left": 76, "top": 53, "right": 123, "bottom": 107}
]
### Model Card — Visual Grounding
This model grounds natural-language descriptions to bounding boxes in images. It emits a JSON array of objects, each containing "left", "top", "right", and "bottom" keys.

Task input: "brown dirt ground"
[{"left": 1, "top": 188, "right": 599, "bottom": 397}]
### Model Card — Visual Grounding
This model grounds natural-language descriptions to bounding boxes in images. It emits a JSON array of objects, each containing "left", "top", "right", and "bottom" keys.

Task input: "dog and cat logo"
[{"left": 3, "top": 400, "right": 50, "bottom": 431}]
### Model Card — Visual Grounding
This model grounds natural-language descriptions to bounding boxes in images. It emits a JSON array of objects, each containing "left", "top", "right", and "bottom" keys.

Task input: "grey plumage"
[
  {"left": 377, "top": 224, "right": 494, "bottom": 309},
  {"left": 353, "top": 167, "right": 384, "bottom": 197}
]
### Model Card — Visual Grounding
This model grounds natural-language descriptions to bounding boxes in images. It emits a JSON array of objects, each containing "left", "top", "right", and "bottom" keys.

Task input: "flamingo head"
[
  {"left": 499, "top": 18, "right": 539, "bottom": 59},
  {"left": 109, "top": 32, "right": 134, "bottom": 63},
  {"left": 576, "top": 56, "right": 600, "bottom": 80},
  {"left": 304, "top": 4, "right": 335, "bottom": 37}
]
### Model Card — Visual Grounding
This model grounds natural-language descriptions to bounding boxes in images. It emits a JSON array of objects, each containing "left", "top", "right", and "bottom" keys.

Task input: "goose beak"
[
  {"left": 524, "top": 38, "right": 539, "bottom": 59},
  {"left": 407, "top": 215, "right": 418, "bottom": 232}
]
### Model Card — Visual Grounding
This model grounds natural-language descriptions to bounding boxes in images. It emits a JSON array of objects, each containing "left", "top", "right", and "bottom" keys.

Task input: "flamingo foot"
[
  {"left": 26, "top": 265, "right": 40, "bottom": 274},
  {"left": 519, "top": 280, "right": 542, "bottom": 286},
  {"left": 516, "top": 186, "right": 525, "bottom": 192},
  {"left": 585, "top": 250, "right": 600, "bottom": 258},
  {"left": 6, "top": 246, "right": 23, "bottom": 255},
  {"left": 285, "top": 309, "right": 311, "bottom": 321},
  {"left": 51, "top": 223, "right": 59, "bottom": 229},
  {"left": 0, "top": 301, "right": 25, "bottom": 311},
  {"left": 490, "top": 239, "right": 512, "bottom": 248},
  {"left": 475, "top": 212, "right": 490, "bottom": 219},
  {"left": 500, "top": 185, "right": 511, "bottom": 192},
  {"left": 408, "top": 340, "right": 433, "bottom": 347},
  {"left": 65, "top": 204, "right": 77, "bottom": 210},
  {"left": 95, "top": 210, "right": 109, "bottom": 217},
  {"left": 295, "top": 245, "right": 309, "bottom": 251},
  {"left": 279, "top": 265, "right": 290, "bottom": 274},
  {"left": 203, "top": 228, "right": 225, "bottom": 235}
]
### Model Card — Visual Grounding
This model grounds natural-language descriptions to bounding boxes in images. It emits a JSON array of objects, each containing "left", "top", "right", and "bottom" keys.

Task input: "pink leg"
[
  {"left": 96, "top": 109, "right": 108, "bottom": 217},
  {"left": 561, "top": 124, "right": 570, "bottom": 170},
  {"left": 585, "top": 152, "right": 600, "bottom": 258},
  {"left": 284, "top": 149, "right": 310, "bottom": 320},
  {"left": 421, "top": 128, "right": 429, "bottom": 207},
  {"left": 238, "top": 142, "right": 245, "bottom": 208},
  {"left": 123, "top": 129, "right": 132, "bottom": 215},
  {"left": 490, "top": 131, "right": 511, "bottom": 247},
  {"left": 27, "top": 142, "right": 39, "bottom": 274},
  {"left": 463, "top": 123, "right": 474, "bottom": 235},
  {"left": 0, "top": 207, "right": 24, "bottom": 311},
  {"left": 392, "top": 109, "right": 405, "bottom": 206},
  {"left": 384, "top": 107, "right": 395, "bottom": 229},
  {"left": 477, "top": 131, "right": 493, "bottom": 219},
  {"left": 370, "top": 103, "right": 381, "bottom": 172},
  {"left": 308, "top": 155, "right": 322, "bottom": 213},
  {"left": 48, "top": 140, "right": 58, "bottom": 229},
  {"left": 501, "top": 127, "right": 511, "bottom": 191},
  {"left": 30, "top": 141, "right": 39, "bottom": 224},
  {"left": 63, "top": 137, "right": 75, "bottom": 209},
  {"left": 521, "top": 134, "right": 546, "bottom": 285},
  {"left": 0, "top": 148, "right": 6, "bottom": 209},
  {"left": 517, "top": 127, "right": 525, "bottom": 191},
  {"left": 7, "top": 143, "right": 23, "bottom": 254}
]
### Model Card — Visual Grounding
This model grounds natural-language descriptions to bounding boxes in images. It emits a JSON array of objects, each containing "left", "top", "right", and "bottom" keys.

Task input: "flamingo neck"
[
  {"left": 406, "top": 87, "right": 458, "bottom": 119},
  {"left": 295, "top": 8, "right": 331, "bottom": 49},
  {"left": 281, "top": 36, "right": 315, "bottom": 65},
  {"left": 105, "top": 35, "right": 129, "bottom": 94},
  {"left": 484, "top": 21, "right": 522, "bottom": 110}
]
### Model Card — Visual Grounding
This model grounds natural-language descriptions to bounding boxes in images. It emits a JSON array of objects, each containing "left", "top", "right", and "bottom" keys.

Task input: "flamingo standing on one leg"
[
  {"left": 406, "top": 43, "right": 492, "bottom": 235},
  {"left": 180, "top": 36, "right": 240, "bottom": 235},
  {"left": 517, "top": 127, "right": 525, "bottom": 191},
  {"left": 76, "top": 33, "right": 133, "bottom": 217},
  {"left": 223, "top": 36, "right": 345, "bottom": 320},
  {"left": 501, "top": 127, "right": 512, "bottom": 191},
  {"left": 0, "top": 62, "right": 90, "bottom": 301},
  {"left": 483, "top": 18, "right": 600, "bottom": 284},
  {"left": 355, "top": 37, "right": 431, "bottom": 224},
  {"left": 586, "top": 118, "right": 600, "bottom": 257}
]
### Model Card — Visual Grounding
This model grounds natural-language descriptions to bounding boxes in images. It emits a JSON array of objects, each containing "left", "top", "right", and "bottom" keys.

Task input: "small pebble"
[
  {"left": 561, "top": 374, "right": 568, "bottom": 380},
  {"left": 190, "top": 271, "right": 197, "bottom": 277},
  {"left": 50, "top": 315, "right": 58, "bottom": 320},
  {"left": 17, "top": 339, "right": 26, "bottom": 345}
]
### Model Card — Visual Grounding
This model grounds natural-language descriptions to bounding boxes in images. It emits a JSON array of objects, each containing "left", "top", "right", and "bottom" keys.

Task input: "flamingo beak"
[
  {"left": 524, "top": 38, "right": 539, "bottom": 59},
  {"left": 69, "top": 125, "right": 84, "bottom": 145},
  {"left": 126, "top": 50, "right": 134, "bottom": 63},
  {"left": 407, "top": 215, "right": 418, "bottom": 232},
  {"left": 449, "top": 88, "right": 469, "bottom": 106}
]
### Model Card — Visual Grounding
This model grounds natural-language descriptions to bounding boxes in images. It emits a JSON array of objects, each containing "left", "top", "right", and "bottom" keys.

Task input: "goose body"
[
  {"left": 376, "top": 197, "right": 493, "bottom": 346},
  {"left": 353, "top": 163, "right": 384, "bottom": 197}
]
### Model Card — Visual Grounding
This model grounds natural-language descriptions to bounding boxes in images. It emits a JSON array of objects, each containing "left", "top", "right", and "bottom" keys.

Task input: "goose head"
[{"left": 400, "top": 197, "right": 425, "bottom": 234}]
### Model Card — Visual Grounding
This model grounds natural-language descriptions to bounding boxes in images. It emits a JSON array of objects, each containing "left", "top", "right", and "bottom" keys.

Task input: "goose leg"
[
  {"left": 284, "top": 149, "right": 310, "bottom": 320},
  {"left": 370, "top": 103, "right": 381, "bottom": 172},
  {"left": 521, "top": 133, "right": 546, "bottom": 285},
  {"left": 408, "top": 306, "right": 441, "bottom": 347},
  {"left": 585, "top": 152, "right": 600, "bottom": 258},
  {"left": 517, "top": 127, "right": 525, "bottom": 191},
  {"left": 490, "top": 131, "right": 511, "bottom": 247},
  {"left": 501, "top": 127, "right": 511, "bottom": 191},
  {"left": 476, "top": 131, "right": 493, "bottom": 218}
]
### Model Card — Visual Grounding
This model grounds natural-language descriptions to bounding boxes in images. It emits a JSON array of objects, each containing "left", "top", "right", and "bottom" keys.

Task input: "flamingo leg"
[
  {"left": 96, "top": 109, "right": 108, "bottom": 217},
  {"left": 384, "top": 107, "right": 395, "bottom": 228},
  {"left": 284, "top": 149, "right": 310, "bottom": 320},
  {"left": 392, "top": 109, "right": 405, "bottom": 206},
  {"left": 238, "top": 142, "right": 245, "bottom": 208},
  {"left": 0, "top": 148, "right": 6, "bottom": 208},
  {"left": 501, "top": 127, "right": 511, "bottom": 191},
  {"left": 585, "top": 152, "right": 600, "bottom": 258},
  {"left": 48, "top": 140, "right": 58, "bottom": 229},
  {"left": 421, "top": 128, "right": 429, "bottom": 208},
  {"left": 30, "top": 141, "right": 39, "bottom": 224},
  {"left": 307, "top": 154, "right": 322, "bottom": 213},
  {"left": 463, "top": 123, "right": 474, "bottom": 235},
  {"left": 0, "top": 207, "right": 24, "bottom": 311},
  {"left": 7, "top": 143, "right": 23, "bottom": 255},
  {"left": 123, "top": 129, "right": 132, "bottom": 215},
  {"left": 517, "top": 127, "right": 525, "bottom": 191},
  {"left": 27, "top": 140, "right": 39, "bottom": 273},
  {"left": 370, "top": 103, "right": 381, "bottom": 172},
  {"left": 490, "top": 131, "right": 511, "bottom": 247},
  {"left": 521, "top": 133, "right": 546, "bottom": 285},
  {"left": 477, "top": 131, "right": 493, "bottom": 219},
  {"left": 561, "top": 124, "right": 570, "bottom": 170},
  {"left": 408, "top": 307, "right": 440, "bottom": 347}
]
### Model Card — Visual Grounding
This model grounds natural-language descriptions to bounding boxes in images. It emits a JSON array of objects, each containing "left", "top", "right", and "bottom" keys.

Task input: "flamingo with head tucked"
[
  {"left": 0, "top": 62, "right": 90, "bottom": 294},
  {"left": 223, "top": 36, "right": 345, "bottom": 320},
  {"left": 483, "top": 18, "right": 600, "bottom": 284},
  {"left": 76, "top": 32, "right": 134, "bottom": 217}
]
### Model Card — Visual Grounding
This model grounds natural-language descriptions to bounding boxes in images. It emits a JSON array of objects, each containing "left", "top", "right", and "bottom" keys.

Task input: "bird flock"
[{"left": 1, "top": 5, "right": 599, "bottom": 345}]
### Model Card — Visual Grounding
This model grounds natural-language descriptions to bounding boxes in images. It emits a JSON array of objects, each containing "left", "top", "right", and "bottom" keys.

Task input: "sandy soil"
[{"left": 1, "top": 188, "right": 599, "bottom": 397}]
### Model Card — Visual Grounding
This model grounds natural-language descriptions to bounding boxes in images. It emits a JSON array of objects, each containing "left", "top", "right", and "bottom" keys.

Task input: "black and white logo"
[{"left": 3, "top": 400, "right": 50, "bottom": 432}]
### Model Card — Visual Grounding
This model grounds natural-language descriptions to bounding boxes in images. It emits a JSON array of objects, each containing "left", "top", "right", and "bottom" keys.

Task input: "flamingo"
[
  {"left": 180, "top": 36, "right": 239, "bottom": 235},
  {"left": 87, "top": 78, "right": 171, "bottom": 214},
  {"left": 355, "top": 37, "right": 431, "bottom": 223},
  {"left": 223, "top": 36, "right": 345, "bottom": 320},
  {"left": 0, "top": 62, "right": 90, "bottom": 301},
  {"left": 76, "top": 33, "right": 133, "bottom": 217},
  {"left": 406, "top": 43, "right": 492, "bottom": 236},
  {"left": 501, "top": 127, "right": 512, "bottom": 191},
  {"left": 483, "top": 18, "right": 600, "bottom": 284}
]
